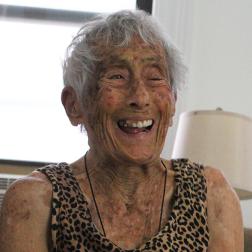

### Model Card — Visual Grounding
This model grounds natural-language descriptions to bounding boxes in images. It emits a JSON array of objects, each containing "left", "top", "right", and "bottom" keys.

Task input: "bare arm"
[
  {"left": 205, "top": 167, "right": 244, "bottom": 252},
  {"left": 0, "top": 173, "right": 52, "bottom": 252}
]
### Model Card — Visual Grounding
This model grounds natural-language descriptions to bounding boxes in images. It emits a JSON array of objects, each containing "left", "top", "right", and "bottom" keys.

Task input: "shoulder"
[
  {"left": 0, "top": 171, "right": 52, "bottom": 251},
  {"left": 203, "top": 166, "right": 244, "bottom": 251},
  {"left": 203, "top": 166, "right": 240, "bottom": 207},
  {"left": 204, "top": 165, "right": 231, "bottom": 187},
  {"left": 2, "top": 171, "right": 52, "bottom": 210},
  {"left": 0, "top": 171, "right": 52, "bottom": 225}
]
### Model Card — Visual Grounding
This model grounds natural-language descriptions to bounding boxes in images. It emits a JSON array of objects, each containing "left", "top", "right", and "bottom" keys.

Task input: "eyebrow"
[
  {"left": 105, "top": 56, "right": 130, "bottom": 68},
  {"left": 140, "top": 56, "right": 161, "bottom": 64}
]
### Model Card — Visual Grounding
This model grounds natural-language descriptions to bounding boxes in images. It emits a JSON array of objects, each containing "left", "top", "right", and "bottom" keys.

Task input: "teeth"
[
  {"left": 137, "top": 122, "right": 143, "bottom": 128},
  {"left": 118, "top": 120, "right": 153, "bottom": 128}
]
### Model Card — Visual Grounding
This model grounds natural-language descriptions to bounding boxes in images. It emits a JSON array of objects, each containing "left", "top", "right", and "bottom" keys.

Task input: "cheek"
[
  {"left": 154, "top": 87, "right": 173, "bottom": 111},
  {"left": 98, "top": 87, "right": 124, "bottom": 113},
  {"left": 103, "top": 95, "right": 115, "bottom": 108}
]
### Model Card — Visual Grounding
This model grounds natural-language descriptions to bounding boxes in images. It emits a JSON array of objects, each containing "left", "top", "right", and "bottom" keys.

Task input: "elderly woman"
[{"left": 0, "top": 10, "right": 243, "bottom": 252}]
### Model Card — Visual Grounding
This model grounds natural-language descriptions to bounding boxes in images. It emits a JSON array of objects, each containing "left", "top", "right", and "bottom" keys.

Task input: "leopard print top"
[{"left": 37, "top": 159, "right": 209, "bottom": 252}]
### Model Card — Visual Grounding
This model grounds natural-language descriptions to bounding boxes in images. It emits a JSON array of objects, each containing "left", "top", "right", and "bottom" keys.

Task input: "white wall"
[
  {"left": 187, "top": 0, "right": 252, "bottom": 116},
  {"left": 154, "top": 0, "right": 252, "bottom": 228}
]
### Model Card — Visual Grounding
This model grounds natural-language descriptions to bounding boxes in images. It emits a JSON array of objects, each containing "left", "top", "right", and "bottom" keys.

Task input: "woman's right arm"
[{"left": 0, "top": 173, "right": 52, "bottom": 252}]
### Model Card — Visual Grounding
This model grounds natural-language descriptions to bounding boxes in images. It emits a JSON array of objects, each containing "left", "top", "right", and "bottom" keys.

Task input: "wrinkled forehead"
[{"left": 95, "top": 36, "right": 168, "bottom": 68}]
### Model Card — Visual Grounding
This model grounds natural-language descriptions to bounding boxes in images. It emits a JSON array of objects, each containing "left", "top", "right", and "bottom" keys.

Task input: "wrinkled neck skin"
[{"left": 85, "top": 149, "right": 166, "bottom": 203}]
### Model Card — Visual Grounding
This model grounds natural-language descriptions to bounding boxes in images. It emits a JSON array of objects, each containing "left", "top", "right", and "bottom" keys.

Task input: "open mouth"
[{"left": 117, "top": 119, "right": 154, "bottom": 134}]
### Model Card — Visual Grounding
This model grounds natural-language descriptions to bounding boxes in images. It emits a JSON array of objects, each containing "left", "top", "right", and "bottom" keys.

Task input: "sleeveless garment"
[{"left": 37, "top": 159, "right": 209, "bottom": 252}]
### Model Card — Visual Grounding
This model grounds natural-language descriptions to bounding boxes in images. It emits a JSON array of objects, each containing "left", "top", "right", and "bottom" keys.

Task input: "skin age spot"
[
  {"left": 105, "top": 96, "right": 115, "bottom": 107},
  {"left": 21, "top": 210, "right": 31, "bottom": 220},
  {"left": 6, "top": 206, "right": 31, "bottom": 225}
]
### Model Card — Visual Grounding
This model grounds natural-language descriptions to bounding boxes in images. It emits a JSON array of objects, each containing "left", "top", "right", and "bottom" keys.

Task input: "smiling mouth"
[{"left": 117, "top": 119, "right": 154, "bottom": 134}]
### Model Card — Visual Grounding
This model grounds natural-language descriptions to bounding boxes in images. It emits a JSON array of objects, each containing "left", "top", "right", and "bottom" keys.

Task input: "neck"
[{"left": 85, "top": 150, "right": 165, "bottom": 203}]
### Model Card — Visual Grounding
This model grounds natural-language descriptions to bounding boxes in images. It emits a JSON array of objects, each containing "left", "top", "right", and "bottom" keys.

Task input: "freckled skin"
[
  {"left": 0, "top": 173, "right": 53, "bottom": 251},
  {"left": 65, "top": 39, "right": 179, "bottom": 249},
  {"left": 70, "top": 38, "right": 243, "bottom": 251},
  {"left": 72, "top": 160, "right": 176, "bottom": 249},
  {"left": 84, "top": 38, "right": 175, "bottom": 165}
]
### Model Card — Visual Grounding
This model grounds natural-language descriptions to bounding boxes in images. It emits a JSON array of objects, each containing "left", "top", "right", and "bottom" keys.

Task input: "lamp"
[{"left": 172, "top": 109, "right": 252, "bottom": 199}]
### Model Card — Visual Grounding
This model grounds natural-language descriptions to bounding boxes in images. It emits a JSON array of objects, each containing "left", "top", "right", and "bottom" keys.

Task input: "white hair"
[{"left": 63, "top": 10, "right": 187, "bottom": 108}]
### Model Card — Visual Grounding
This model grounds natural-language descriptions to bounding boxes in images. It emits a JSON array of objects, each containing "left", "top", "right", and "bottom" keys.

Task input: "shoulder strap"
[{"left": 168, "top": 159, "right": 209, "bottom": 247}]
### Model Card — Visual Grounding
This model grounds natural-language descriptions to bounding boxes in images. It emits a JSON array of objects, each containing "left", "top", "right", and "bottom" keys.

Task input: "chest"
[
  {"left": 85, "top": 180, "right": 175, "bottom": 250},
  {"left": 52, "top": 162, "right": 209, "bottom": 251}
]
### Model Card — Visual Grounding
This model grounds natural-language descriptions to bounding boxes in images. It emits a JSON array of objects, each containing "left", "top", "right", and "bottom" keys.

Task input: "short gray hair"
[{"left": 63, "top": 10, "right": 186, "bottom": 108}]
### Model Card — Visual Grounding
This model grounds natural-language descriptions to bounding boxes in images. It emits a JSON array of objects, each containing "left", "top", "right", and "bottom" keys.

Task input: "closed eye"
[
  {"left": 109, "top": 74, "right": 125, "bottom": 80},
  {"left": 149, "top": 77, "right": 163, "bottom": 81}
]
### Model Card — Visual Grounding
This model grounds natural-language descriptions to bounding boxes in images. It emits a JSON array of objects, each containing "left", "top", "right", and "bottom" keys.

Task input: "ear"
[{"left": 61, "top": 86, "right": 84, "bottom": 126}]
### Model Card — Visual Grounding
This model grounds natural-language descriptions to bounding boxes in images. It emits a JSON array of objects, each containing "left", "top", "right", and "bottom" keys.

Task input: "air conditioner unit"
[{"left": 0, "top": 174, "right": 24, "bottom": 209}]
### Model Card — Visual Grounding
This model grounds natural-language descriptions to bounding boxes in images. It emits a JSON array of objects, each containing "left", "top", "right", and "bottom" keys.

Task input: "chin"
[{"left": 92, "top": 116, "right": 166, "bottom": 165}]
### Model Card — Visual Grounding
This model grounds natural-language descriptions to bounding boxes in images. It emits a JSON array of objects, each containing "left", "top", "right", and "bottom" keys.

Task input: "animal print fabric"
[{"left": 37, "top": 159, "right": 209, "bottom": 251}]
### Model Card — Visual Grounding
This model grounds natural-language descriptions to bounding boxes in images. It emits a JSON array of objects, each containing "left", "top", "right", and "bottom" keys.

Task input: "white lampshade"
[{"left": 172, "top": 110, "right": 252, "bottom": 199}]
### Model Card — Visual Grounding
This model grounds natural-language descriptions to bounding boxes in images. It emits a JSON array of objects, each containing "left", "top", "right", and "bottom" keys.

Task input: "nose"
[{"left": 127, "top": 80, "right": 150, "bottom": 109}]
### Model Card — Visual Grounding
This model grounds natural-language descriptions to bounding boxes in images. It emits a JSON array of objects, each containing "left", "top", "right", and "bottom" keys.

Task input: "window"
[{"left": 0, "top": 1, "right": 140, "bottom": 163}]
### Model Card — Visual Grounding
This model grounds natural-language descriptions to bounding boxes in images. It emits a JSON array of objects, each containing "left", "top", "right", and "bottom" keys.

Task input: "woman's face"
[{"left": 84, "top": 38, "right": 175, "bottom": 165}]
